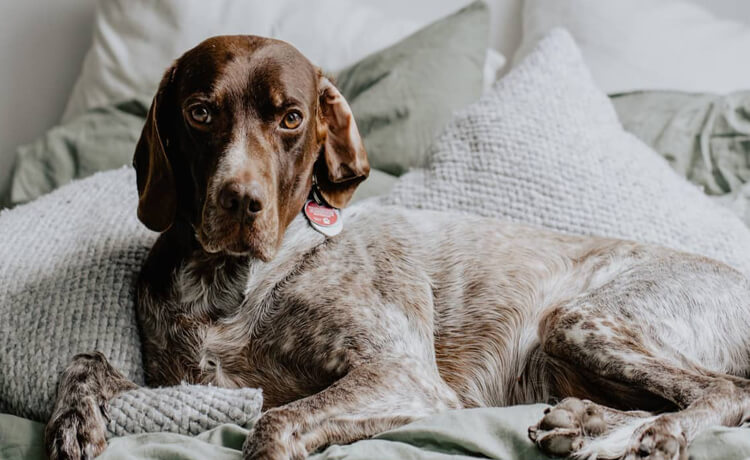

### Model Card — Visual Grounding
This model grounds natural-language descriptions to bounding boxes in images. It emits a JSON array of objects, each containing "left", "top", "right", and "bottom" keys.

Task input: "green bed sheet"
[{"left": 4, "top": 405, "right": 749, "bottom": 460}]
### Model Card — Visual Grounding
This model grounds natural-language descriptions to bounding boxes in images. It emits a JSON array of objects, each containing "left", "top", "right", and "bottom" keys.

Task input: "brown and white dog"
[{"left": 45, "top": 35, "right": 750, "bottom": 460}]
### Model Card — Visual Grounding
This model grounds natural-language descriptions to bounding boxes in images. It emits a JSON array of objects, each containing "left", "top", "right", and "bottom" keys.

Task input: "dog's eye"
[
  {"left": 281, "top": 111, "right": 303, "bottom": 130},
  {"left": 190, "top": 105, "right": 212, "bottom": 124}
]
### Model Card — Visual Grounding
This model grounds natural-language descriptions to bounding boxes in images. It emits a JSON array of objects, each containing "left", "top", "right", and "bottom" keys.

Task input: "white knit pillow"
[{"left": 386, "top": 29, "right": 750, "bottom": 277}]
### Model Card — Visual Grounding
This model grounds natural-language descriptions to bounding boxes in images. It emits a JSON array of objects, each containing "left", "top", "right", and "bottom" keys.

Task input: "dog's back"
[{"left": 265, "top": 202, "right": 750, "bottom": 410}]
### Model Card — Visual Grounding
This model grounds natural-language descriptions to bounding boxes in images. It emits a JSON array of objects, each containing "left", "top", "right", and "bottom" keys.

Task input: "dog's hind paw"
[
  {"left": 623, "top": 416, "right": 687, "bottom": 460},
  {"left": 529, "top": 398, "right": 607, "bottom": 456}
]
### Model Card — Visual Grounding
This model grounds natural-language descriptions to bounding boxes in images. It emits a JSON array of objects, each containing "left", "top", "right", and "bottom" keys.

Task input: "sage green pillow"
[
  {"left": 336, "top": 0, "right": 489, "bottom": 176},
  {"left": 7, "top": 99, "right": 148, "bottom": 207}
]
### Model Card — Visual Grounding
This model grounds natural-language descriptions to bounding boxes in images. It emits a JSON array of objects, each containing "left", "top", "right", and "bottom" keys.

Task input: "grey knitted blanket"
[
  {"left": 0, "top": 167, "right": 262, "bottom": 436},
  {"left": 106, "top": 384, "right": 261, "bottom": 437}
]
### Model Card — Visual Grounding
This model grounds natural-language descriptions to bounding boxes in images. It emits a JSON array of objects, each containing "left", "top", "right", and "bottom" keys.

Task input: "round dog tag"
[{"left": 304, "top": 200, "right": 343, "bottom": 237}]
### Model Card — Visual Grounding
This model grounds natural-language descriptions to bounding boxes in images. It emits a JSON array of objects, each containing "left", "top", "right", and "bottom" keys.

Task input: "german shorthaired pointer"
[{"left": 46, "top": 35, "right": 750, "bottom": 460}]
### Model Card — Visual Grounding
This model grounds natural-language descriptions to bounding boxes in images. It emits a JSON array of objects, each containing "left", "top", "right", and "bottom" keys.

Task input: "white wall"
[
  {"left": 0, "top": 0, "right": 95, "bottom": 197},
  {"left": 0, "top": 0, "right": 748, "bottom": 199}
]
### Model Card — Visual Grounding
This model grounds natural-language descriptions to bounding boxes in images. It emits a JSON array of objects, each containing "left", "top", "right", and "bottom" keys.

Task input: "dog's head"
[{"left": 133, "top": 35, "right": 369, "bottom": 260}]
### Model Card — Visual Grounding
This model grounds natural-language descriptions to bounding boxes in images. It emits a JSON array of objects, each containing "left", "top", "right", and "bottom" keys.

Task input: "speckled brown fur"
[{"left": 46, "top": 36, "right": 750, "bottom": 460}]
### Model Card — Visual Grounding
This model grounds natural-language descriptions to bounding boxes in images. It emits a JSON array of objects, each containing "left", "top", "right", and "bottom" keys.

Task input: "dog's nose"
[{"left": 218, "top": 181, "right": 265, "bottom": 218}]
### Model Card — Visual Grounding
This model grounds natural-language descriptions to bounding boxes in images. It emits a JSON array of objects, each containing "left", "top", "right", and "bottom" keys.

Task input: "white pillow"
[
  {"left": 513, "top": 0, "right": 750, "bottom": 94},
  {"left": 62, "top": 0, "right": 504, "bottom": 122},
  {"left": 387, "top": 29, "right": 750, "bottom": 277}
]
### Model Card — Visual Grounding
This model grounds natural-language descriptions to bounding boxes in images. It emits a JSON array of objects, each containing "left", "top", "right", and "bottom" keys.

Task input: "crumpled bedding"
[
  {"left": 4, "top": 405, "right": 749, "bottom": 460},
  {"left": 612, "top": 90, "right": 750, "bottom": 227}
]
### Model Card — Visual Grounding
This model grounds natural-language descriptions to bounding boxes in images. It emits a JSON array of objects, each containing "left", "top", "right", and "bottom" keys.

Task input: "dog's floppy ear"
[
  {"left": 315, "top": 76, "right": 370, "bottom": 209},
  {"left": 133, "top": 65, "right": 178, "bottom": 232}
]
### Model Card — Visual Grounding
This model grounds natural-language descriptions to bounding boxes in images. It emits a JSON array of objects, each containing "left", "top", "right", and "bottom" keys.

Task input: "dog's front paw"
[
  {"left": 243, "top": 409, "right": 307, "bottom": 460},
  {"left": 45, "top": 396, "right": 108, "bottom": 460}
]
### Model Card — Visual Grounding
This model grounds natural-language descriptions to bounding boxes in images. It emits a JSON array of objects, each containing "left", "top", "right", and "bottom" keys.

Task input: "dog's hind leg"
[
  {"left": 529, "top": 257, "right": 750, "bottom": 459},
  {"left": 45, "top": 351, "right": 137, "bottom": 460},
  {"left": 531, "top": 369, "right": 750, "bottom": 460}
]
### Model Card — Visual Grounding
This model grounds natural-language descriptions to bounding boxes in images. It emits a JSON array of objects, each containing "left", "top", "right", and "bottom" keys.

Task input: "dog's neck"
[
  {"left": 155, "top": 210, "right": 327, "bottom": 294},
  {"left": 150, "top": 211, "right": 328, "bottom": 329}
]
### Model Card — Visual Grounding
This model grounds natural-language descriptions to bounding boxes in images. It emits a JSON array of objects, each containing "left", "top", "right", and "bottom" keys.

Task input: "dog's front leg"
[
  {"left": 243, "top": 356, "right": 461, "bottom": 460},
  {"left": 44, "top": 351, "right": 137, "bottom": 460}
]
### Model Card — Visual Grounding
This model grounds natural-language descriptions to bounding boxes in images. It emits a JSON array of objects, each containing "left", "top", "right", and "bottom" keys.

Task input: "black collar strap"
[{"left": 310, "top": 173, "right": 326, "bottom": 206}]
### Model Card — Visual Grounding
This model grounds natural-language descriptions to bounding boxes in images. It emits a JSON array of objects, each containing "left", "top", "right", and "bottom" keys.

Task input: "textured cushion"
[
  {"left": 106, "top": 383, "right": 261, "bottom": 437},
  {"left": 513, "top": 0, "right": 750, "bottom": 94},
  {"left": 386, "top": 29, "right": 750, "bottom": 277},
  {"left": 0, "top": 167, "right": 262, "bottom": 436},
  {"left": 61, "top": 0, "right": 501, "bottom": 122}
]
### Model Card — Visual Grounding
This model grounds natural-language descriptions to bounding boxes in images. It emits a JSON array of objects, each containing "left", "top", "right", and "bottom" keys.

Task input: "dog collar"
[{"left": 304, "top": 175, "right": 343, "bottom": 237}]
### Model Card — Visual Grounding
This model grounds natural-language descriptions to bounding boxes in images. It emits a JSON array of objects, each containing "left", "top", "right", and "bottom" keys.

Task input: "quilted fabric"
[
  {"left": 0, "top": 167, "right": 262, "bottom": 435},
  {"left": 385, "top": 29, "right": 750, "bottom": 277}
]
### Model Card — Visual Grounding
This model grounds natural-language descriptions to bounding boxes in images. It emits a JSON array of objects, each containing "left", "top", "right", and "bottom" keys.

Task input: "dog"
[{"left": 45, "top": 35, "right": 750, "bottom": 460}]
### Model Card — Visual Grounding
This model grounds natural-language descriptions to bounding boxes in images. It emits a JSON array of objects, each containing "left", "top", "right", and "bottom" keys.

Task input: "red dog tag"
[{"left": 304, "top": 200, "right": 343, "bottom": 237}]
